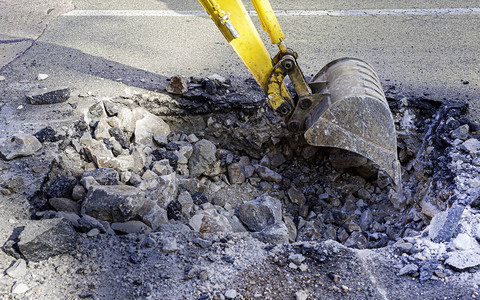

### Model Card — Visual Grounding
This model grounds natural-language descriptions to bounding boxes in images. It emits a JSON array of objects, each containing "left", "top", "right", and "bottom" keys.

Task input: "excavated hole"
[{"left": 21, "top": 79, "right": 478, "bottom": 251}]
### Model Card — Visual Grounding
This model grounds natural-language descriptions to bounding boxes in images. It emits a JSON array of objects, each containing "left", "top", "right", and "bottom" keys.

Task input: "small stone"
[
  {"left": 288, "top": 262, "right": 298, "bottom": 269},
  {"left": 460, "top": 138, "right": 480, "bottom": 153},
  {"left": 288, "top": 186, "right": 306, "bottom": 205},
  {"left": 0, "top": 132, "right": 42, "bottom": 160},
  {"left": 47, "top": 176, "right": 77, "bottom": 199},
  {"left": 188, "top": 139, "right": 217, "bottom": 177},
  {"left": 6, "top": 259, "right": 27, "bottom": 278},
  {"left": 0, "top": 75, "right": 5, "bottom": 81},
  {"left": 162, "top": 237, "right": 179, "bottom": 253},
  {"left": 153, "top": 134, "right": 168, "bottom": 147},
  {"left": 11, "top": 282, "right": 29, "bottom": 294},
  {"left": 398, "top": 263, "right": 419, "bottom": 276},
  {"left": 228, "top": 163, "right": 245, "bottom": 184},
  {"left": 37, "top": 73, "right": 49, "bottom": 81},
  {"left": 86, "top": 228, "right": 100, "bottom": 237},
  {"left": 238, "top": 195, "right": 282, "bottom": 232},
  {"left": 189, "top": 209, "right": 232, "bottom": 233},
  {"left": 451, "top": 124, "right": 469, "bottom": 140},
  {"left": 224, "top": 289, "right": 237, "bottom": 299},
  {"left": 166, "top": 75, "right": 188, "bottom": 94},
  {"left": 288, "top": 253, "right": 306, "bottom": 265},
  {"left": 26, "top": 87, "right": 70, "bottom": 104},
  {"left": 295, "top": 289, "right": 309, "bottom": 300},
  {"left": 186, "top": 133, "right": 199, "bottom": 143},
  {"left": 83, "top": 168, "right": 119, "bottom": 186},
  {"left": 251, "top": 222, "right": 289, "bottom": 244},
  {"left": 343, "top": 231, "right": 368, "bottom": 249},
  {"left": 256, "top": 166, "right": 282, "bottom": 183},
  {"left": 453, "top": 233, "right": 475, "bottom": 251},
  {"left": 133, "top": 107, "right": 171, "bottom": 145},
  {"left": 299, "top": 264, "right": 308, "bottom": 272},
  {"left": 34, "top": 126, "right": 58, "bottom": 143}
]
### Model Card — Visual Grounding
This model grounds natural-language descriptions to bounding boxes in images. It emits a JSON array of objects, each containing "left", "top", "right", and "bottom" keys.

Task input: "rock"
[
  {"left": 186, "top": 133, "right": 199, "bottom": 144},
  {"left": 376, "top": 171, "right": 391, "bottom": 189},
  {"left": 453, "top": 233, "right": 476, "bottom": 250},
  {"left": 166, "top": 75, "right": 188, "bottom": 94},
  {"left": 0, "top": 132, "right": 42, "bottom": 160},
  {"left": 153, "top": 134, "right": 169, "bottom": 147},
  {"left": 419, "top": 259, "right": 439, "bottom": 283},
  {"left": 82, "top": 185, "right": 147, "bottom": 222},
  {"left": 343, "top": 231, "right": 368, "bottom": 249},
  {"left": 359, "top": 209, "right": 373, "bottom": 231},
  {"left": 329, "top": 148, "right": 368, "bottom": 169},
  {"left": 451, "top": 124, "right": 469, "bottom": 140},
  {"left": 155, "top": 173, "right": 178, "bottom": 207},
  {"left": 103, "top": 101, "right": 120, "bottom": 116},
  {"left": 78, "top": 215, "right": 108, "bottom": 233},
  {"left": 252, "top": 222, "right": 289, "bottom": 244},
  {"left": 37, "top": 73, "right": 49, "bottom": 80},
  {"left": 46, "top": 176, "right": 77, "bottom": 199},
  {"left": 152, "top": 159, "right": 173, "bottom": 176},
  {"left": 429, "top": 202, "right": 465, "bottom": 243},
  {"left": 111, "top": 221, "right": 152, "bottom": 234},
  {"left": 256, "top": 166, "right": 282, "bottom": 183},
  {"left": 88, "top": 102, "right": 106, "bottom": 118},
  {"left": 17, "top": 218, "right": 77, "bottom": 261},
  {"left": 288, "top": 187, "right": 306, "bottom": 205},
  {"left": 26, "top": 87, "right": 70, "bottom": 105},
  {"left": 139, "top": 204, "right": 168, "bottom": 230},
  {"left": 162, "top": 237, "right": 179, "bottom": 253},
  {"left": 284, "top": 216, "right": 297, "bottom": 243},
  {"left": 84, "top": 140, "right": 114, "bottom": 167},
  {"left": 175, "top": 144, "right": 193, "bottom": 164},
  {"left": 151, "top": 149, "right": 179, "bottom": 170},
  {"left": 460, "top": 138, "right": 480, "bottom": 153},
  {"left": 34, "top": 126, "right": 58, "bottom": 143},
  {"left": 109, "top": 127, "right": 130, "bottom": 148},
  {"left": 189, "top": 209, "right": 232, "bottom": 233},
  {"left": 444, "top": 250, "right": 480, "bottom": 270},
  {"left": 225, "top": 289, "right": 237, "bottom": 299},
  {"left": 239, "top": 195, "right": 282, "bottom": 232},
  {"left": 94, "top": 118, "right": 111, "bottom": 140},
  {"left": 133, "top": 107, "right": 171, "bottom": 145},
  {"left": 11, "top": 282, "right": 29, "bottom": 294},
  {"left": 48, "top": 198, "right": 81, "bottom": 214},
  {"left": 398, "top": 263, "right": 419, "bottom": 276},
  {"left": 188, "top": 139, "right": 217, "bottom": 177},
  {"left": 177, "top": 191, "right": 194, "bottom": 219},
  {"left": 228, "top": 163, "right": 245, "bottom": 184},
  {"left": 295, "top": 290, "right": 309, "bottom": 300},
  {"left": 6, "top": 259, "right": 27, "bottom": 278},
  {"left": 117, "top": 108, "right": 136, "bottom": 139},
  {"left": 82, "top": 168, "right": 119, "bottom": 185}
]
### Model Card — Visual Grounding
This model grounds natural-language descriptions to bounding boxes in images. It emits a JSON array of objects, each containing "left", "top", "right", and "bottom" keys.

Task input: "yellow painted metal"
[
  {"left": 197, "top": 0, "right": 292, "bottom": 113},
  {"left": 251, "top": 0, "right": 285, "bottom": 45}
]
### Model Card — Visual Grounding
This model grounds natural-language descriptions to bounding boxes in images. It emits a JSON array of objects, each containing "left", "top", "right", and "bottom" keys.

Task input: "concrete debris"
[
  {"left": 0, "top": 132, "right": 42, "bottom": 160},
  {"left": 26, "top": 87, "right": 70, "bottom": 105}
]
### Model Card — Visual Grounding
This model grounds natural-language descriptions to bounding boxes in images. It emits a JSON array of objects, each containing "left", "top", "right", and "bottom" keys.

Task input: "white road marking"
[{"left": 63, "top": 8, "right": 480, "bottom": 17}]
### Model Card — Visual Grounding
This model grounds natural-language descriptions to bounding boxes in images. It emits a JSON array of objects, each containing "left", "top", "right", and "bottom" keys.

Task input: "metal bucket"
[{"left": 305, "top": 58, "right": 400, "bottom": 187}]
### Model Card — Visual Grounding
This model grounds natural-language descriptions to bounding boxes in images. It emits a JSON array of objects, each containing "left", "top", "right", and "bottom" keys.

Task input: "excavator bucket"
[{"left": 304, "top": 58, "right": 401, "bottom": 187}]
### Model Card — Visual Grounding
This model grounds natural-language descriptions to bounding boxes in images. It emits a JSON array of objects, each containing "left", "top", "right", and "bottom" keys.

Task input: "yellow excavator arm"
[{"left": 198, "top": 0, "right": 402, "bottom": 188}]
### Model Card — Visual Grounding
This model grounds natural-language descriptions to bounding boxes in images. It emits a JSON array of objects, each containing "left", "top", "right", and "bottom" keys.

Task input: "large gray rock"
[
  {"left": 133, "top": 107, "right": 171, "bottom": 145},
  {"left": 17, "top": 218, "right": 77, "bottom": 261},
  {"left": 252, "top": 222, "right": 289, "bottom": 244},
  {"left": 256, "top": 166, "right": 282, "bottom": 183},
  {"left": 0, "top": 132, "right": 42, "bottom": 160},
  {"left": 238, "top": 195, "right": 282, "bottom": 232},
  {"left": 189, "top": 209, "right": 232, "bottom": 233},
  {"left": 188, "top": 139, "right": 217, "bottom": 177},
  {"left": 444, "top": 250, "right": 480, "bottom": 270},
  {"left": 81, "top": 185, "right": 147, "bottom": 222},
  {"left": 82, "top": 168, "right": 119, "bottom": 185}
]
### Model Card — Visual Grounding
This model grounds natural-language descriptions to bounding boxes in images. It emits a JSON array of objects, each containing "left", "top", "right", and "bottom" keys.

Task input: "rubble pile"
[{"left": 1, "top": 76, "right": 480, "bottom": 298}]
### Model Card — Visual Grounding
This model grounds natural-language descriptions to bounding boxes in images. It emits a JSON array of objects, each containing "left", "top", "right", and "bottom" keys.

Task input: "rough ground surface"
[{"left": 1, "top": 71, "right": 480, "bottom": 299}]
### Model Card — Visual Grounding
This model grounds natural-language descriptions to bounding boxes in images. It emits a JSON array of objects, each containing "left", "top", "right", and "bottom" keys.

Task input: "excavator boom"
[{"left": 198, "top": 0, "right": 401, "bottom": 188}]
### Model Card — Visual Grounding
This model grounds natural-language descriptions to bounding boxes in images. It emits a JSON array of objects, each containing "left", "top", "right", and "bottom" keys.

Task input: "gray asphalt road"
[{"left": 1, "top": 0, "right": 479, "bottom": 118}]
